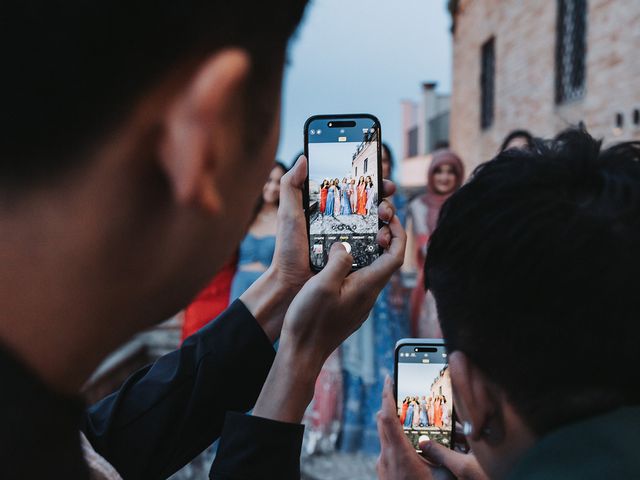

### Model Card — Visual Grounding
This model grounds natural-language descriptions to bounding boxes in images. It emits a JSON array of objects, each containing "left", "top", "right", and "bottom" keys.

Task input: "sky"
[
  {"left": 308, "top": 142, "right": 361, "bottom": 182},
  {"left": 397, "top": 362, "right": 447, "bottom": 404},
  {"left": 277, "top": 0, "right": 452, "bottom": 166}
]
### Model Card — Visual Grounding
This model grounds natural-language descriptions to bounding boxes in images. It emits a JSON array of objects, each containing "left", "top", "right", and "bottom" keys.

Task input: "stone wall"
[{"left": 450, "top": 0, "right": 640, "bottom": 171}]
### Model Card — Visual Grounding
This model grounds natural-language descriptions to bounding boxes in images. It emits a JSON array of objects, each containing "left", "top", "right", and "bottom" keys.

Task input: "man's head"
[
  {"left": 425, "top": 129, "right": 640, "bottom": 477},
  {"left": 0, "top": 2, "right": 308, "bottom": 389}
]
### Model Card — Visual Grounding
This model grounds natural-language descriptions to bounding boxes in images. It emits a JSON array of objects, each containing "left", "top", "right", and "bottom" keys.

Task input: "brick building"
[
  {"left": 352, "top": 129, "right": 378, "bottom": 186},
  {"left": 449, "top": 0, "right": 640, "bottom": 170}
]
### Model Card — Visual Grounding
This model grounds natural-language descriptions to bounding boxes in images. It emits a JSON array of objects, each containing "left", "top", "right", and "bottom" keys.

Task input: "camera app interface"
[
  {"left": 307, "top": 118, "right": 380, "bottom": 269},
  {"left": 397, "top": 344, "right": 453, "bottom": 452}
]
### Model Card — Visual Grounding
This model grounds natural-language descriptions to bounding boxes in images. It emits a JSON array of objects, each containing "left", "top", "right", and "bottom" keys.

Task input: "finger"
[
  {"left": 316, "top": 242, "right": 353, "bottom": 284},
  {"left": 382, "top": 179, "right": 396, "bottom": 199},
  {"left": 378, "top": 375, "right": 407, "bottom": 445},
  {"left": 376, "top": 411, "right": 392, "bottom": 446},
  {"left": 377, "top": 225, "right": 392, "bottom": 250},
  {"left": 378, "top": 199, "right": 395, "bottom": 224},
  {"left": 351, "top": 215, "right": 406, "bottom": 290},
  {"left": 278, "top": 155, "right": 307, "bottom": 216},
  {"left": 419, "top": 439, "right": 470, "bottom": 475}
]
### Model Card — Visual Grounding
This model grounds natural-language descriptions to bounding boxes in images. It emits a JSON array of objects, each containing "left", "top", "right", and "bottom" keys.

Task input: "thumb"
[
  {"left": 317, "top": 242, "right": 353, "bottom": 284},
  {"left": 278, "top": 155, "right": 307, "bottom": 215},
  {"left": 419, "top": 438, "right": 464, "bottom": 471}
]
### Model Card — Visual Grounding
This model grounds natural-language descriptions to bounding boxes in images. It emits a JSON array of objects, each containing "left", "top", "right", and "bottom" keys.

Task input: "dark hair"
[
  {"left": 425, "top": 128, "right": 640, "bottom": 435},
  {"left": 382, "top": 142, "right": 395, "bottom": 172},
  {"left": 252, "top": 160, "right": 289, "bottom": 219},
  {"left": 499, "top": 129, "right": 534, "bottom": 152},
  {"left": 1, "top": 2, "right": 308, "bottom": 189}
]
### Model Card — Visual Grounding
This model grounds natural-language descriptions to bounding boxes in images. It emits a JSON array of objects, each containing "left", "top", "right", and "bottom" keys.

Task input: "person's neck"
[
  {"left": 0, "top": 157, "right": 180, "bottom": 396},
  {"left": 260, "top": 203, "right": 278, "bottom": 215},
  {"left": 0, "top": 199, "right": 140, "bottom": 395}
]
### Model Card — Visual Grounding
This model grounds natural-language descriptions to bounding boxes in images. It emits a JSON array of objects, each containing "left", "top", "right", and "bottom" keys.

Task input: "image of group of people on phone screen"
[
  {"left": 399, "top": 394, "right": 451, "bottom": 429},
  {"left": 319, "top": 175, "right": 376, "bottom": 217}
]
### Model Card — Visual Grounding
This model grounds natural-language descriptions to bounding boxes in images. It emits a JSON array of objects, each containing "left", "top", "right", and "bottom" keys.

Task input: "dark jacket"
[
  {"left": 0, "top": 300, "right": 303, "bottom": 479},
  {"left": 508, "top": 406, "right": 640, "bottom": 479}
]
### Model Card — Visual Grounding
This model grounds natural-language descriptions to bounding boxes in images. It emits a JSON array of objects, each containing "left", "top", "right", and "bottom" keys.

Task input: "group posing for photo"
[
  {"left": 399, "top": 394, "right": 451, "bottom": 430},
  {"left": 319, "top": 176, "right": 375, "bottom": 217}
]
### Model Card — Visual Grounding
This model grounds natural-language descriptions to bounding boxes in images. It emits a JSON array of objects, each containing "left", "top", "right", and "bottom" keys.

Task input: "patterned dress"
[{"left": 338, "top": 192, "right": 409, "bottom": 455}]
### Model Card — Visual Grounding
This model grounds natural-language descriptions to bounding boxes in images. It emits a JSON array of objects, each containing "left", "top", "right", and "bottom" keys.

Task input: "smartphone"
[
  {"left": 394, "top": 338, "right": 454, "bottom": 452},
  {"left": 304, "top": 114, "right": 383, "bottom": 271}
]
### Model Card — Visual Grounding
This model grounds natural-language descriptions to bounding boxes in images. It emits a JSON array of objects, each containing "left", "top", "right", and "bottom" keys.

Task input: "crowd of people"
[
  {"left": 399, "top": 394, "right": 451, "bottom": 430},
  {"left": 3, "top": 2, "right": 640, "bottom": 480},
  {"left": 319, "top": 175, "right": 376, "bottom": 217}
]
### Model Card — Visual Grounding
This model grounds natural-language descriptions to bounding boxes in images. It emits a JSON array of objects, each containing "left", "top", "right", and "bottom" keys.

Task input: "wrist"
[
  {"left": 252, "top": 341, "right": 323, "bottom": 424},
  {"left": 239, "top": 268, "right": 293, "bottom": 342}
]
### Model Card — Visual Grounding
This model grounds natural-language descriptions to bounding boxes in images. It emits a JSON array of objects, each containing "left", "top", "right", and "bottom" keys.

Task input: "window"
[
  {"left": 556, "top": 0, "right": 587, "bottom": 104},
  {"left": 480, "top": 37, "right": 495, "bottom": 129},
  {"left": 364, "top": 158, "right": 368, "bottom": 173}
]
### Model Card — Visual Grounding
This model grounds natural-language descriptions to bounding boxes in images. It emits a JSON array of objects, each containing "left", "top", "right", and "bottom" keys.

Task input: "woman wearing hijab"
[{"left": 406, "top": 149, "right": 464, "bottom": 337}]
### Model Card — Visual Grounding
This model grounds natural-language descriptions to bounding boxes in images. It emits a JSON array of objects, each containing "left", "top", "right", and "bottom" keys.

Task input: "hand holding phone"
[
  {"left": 304, "top": 114, "right": 383, "bottom": 271},
  {"left": 378, "top": 375, "right": 486, "bottom": 480},
  {"left": 394, "top": 339, "right": 454, "bottom": 452}
]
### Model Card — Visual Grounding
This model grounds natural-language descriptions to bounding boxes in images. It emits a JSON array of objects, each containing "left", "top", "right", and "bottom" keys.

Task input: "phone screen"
[
  {"left": 305, "top": 115, "right": 381, "bottom": 270},
  {"left": 396, "top": 343, "right": 453, "bottom": 452}
]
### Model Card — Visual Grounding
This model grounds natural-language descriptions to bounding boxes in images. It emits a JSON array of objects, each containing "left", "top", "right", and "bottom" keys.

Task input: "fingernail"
[{"left": 385, "top": 375, "right": 391, "bottom": 387}]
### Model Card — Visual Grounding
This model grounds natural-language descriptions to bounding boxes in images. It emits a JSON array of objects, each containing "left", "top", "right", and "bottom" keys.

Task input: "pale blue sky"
[
  {"left": 308, "top": 142, "right": 360, "bottom": 182},
  {"left": 277, "top": 0, "right": 452, "bottom": 166}
]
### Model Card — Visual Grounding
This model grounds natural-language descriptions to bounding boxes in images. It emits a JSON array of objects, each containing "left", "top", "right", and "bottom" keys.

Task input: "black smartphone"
[
  {"left": 304, "top": 114, "right": 383, "bottom": 271},
  {"left": 394, "top": 338, "right": 454, "bottom": 452}
]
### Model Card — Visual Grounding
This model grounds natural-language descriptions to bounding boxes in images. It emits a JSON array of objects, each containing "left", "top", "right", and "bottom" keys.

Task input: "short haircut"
[
  {"left": 1, "top": 2, "right": 309, "bottom": 188},
  {"left": 425, "top": 128, "right": 640, "bottom": 434}
]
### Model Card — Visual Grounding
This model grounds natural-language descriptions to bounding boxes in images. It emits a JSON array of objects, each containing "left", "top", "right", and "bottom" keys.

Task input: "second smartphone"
[
  {"left": 394, "top": 338, "right": 454, "bottom": 452},
  {"left": 304, "top": 114, "right": 383, "bottom": 271}
]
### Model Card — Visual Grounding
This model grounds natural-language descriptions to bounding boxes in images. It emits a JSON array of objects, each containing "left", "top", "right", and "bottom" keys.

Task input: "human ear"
[
  {"left": 449, "top": 351, "right": 504, "bottom": 445},
  {"left": 159, "top": 48, "right": 251, "bottom": 214}
]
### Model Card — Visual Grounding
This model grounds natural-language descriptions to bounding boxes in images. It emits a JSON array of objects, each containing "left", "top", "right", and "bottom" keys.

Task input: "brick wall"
[{"left": 450, "top": 0, "right": 640, "bottom": 171}]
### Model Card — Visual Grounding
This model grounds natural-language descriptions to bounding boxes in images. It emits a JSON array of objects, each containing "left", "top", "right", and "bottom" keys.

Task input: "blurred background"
[{"left": 82, "top": 1, "right": 640, "bottom": 479}]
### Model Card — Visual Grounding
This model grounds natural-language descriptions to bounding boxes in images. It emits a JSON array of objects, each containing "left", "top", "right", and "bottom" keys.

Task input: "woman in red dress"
[
  {"left": 434, "top": 395, "right": 443, "bottom": 427},
  {"left": 181, "top": 256, "right": 237, "bottom": 341},
  {"left": 399, "top": 397, "right": 409, "bottom": 425},
  {"left": 356, "top": 176, "right": 367, "bottom": 215},
  {"left": 319, "top": 179, "right": 329, "bottom": 214}
]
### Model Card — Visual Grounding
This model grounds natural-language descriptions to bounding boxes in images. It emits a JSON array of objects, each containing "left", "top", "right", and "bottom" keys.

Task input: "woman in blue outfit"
[
  {"left": 325, "top": 180, "right": 335, "bottom": 216},
  {"left": 403, "top": 399, "right": 415, "bottom": 428},
  {"left": 340, "top": 177, "right": 352, "bottom": 215},
  {"left": 229, "top": 162, "right": 287, "bottom": 301},
  {"left": 339, "top": 143, "right": 410, "bottom": 455}
]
